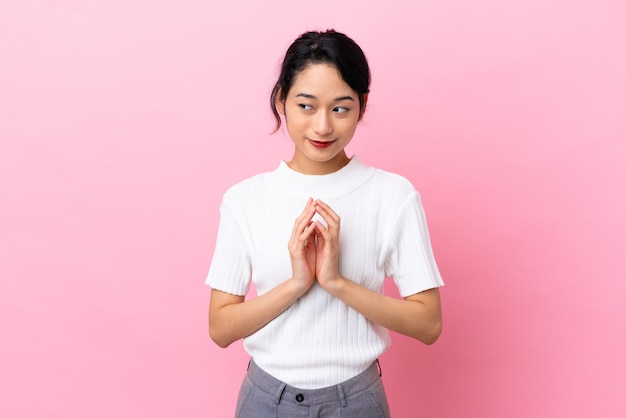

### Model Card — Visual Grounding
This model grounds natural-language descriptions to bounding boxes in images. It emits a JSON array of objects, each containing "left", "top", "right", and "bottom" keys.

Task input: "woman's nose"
[{"left": 313, "top": 111, "right": 333, "bottom": 136}]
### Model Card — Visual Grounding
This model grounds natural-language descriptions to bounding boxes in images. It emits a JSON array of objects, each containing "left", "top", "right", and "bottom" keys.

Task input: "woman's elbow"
[
  {"left": 418, "top": 318, "right": 443, "bottom": 345},
  {"left": 209, "top": 323, "right": 233, "bottom": 348},
  {"left": 427, "top": 321, "right": 443, "bottom": 345}
]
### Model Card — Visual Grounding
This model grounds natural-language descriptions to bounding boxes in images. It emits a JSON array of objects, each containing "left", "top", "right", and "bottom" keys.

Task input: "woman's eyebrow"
[{"left": 295, "top": 93, "right": 355, "bottom": 102}]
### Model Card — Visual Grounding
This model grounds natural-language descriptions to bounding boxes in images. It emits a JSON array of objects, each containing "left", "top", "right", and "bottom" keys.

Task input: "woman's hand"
[
  {"left": 288, "top": 198, "right": 317, "bottom": 293},
  {"left": 313, "top": 200, "right": 344, "bottom": 290}
]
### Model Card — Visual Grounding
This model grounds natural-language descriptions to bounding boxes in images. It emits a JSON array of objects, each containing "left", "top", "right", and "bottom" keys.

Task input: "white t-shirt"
[{"left": 206, "top": 157, "right": 443, "bottom": 389}]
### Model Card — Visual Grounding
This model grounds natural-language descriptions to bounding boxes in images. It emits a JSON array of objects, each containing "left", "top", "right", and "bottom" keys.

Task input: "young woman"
[{"left": 207, "top": 29, "right": 444, "bottom": 418}]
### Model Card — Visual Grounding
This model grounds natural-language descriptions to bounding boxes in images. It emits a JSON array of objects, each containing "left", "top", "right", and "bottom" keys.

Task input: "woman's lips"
[{"left": 308, "top": 139, "right": 336, "bottom": 148}]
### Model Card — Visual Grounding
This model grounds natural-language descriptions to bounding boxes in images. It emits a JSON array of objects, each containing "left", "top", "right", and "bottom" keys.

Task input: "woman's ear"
[
  {"left": 275, "top": 89, "right": 286, "bottom": 115},
  {"left": 359, "top": 93, "right": 369, "bottom": 121}
]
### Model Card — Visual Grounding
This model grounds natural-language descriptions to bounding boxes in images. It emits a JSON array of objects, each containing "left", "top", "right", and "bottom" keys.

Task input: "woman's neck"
[{"left": 286, "top": 152, "right": 350, "bottom": 175}]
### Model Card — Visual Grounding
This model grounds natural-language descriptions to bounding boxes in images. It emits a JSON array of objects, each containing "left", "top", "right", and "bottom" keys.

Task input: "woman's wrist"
[
  {"left": 319, "top": 275, "right": 347, "bottom": 296},
  {"left": 287, "top": 276, "right": 314, "bottom": 299}
]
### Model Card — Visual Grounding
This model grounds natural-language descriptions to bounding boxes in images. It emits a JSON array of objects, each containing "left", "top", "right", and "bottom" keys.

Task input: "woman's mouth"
[{"left": 308, "top": 139, "right": 336, "bottom": 148}]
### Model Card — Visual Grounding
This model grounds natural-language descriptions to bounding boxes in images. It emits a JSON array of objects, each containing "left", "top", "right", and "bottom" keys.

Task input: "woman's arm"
[
  {"left": 209, "top": 280, "right": 309, "bottom": 348},
  {"left": 313, "top": 199, "right": 443, "bottom": 344},
  {"left": 322, "top": 282, "right": 442, "bottom": 344},
  {"left": 209, "top": 198, "right": 318, "bottom": 348}
]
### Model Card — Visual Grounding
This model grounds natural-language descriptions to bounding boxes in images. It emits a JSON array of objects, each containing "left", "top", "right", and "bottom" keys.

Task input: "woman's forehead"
[{"left": 290, "top": 63, "right": 354, "bottom": 98}]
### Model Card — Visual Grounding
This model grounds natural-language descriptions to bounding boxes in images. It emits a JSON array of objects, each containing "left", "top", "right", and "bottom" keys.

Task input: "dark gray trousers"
[{"left": 235, "top": 359, "right": 391, "bottom": 417}]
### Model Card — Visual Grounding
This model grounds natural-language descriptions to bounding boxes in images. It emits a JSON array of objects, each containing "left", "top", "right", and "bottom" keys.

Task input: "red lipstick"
[{"left": 309, "top": 139, "right": 335, "bottom": 148}]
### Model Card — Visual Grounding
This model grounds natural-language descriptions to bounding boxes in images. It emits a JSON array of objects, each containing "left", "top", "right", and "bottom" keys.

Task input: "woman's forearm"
[
  {"left": 325, "top": 279, "right": 442, "bottom": 344},
  {"left": 209, "top": 278, "right": 309, "bottom": 348}
]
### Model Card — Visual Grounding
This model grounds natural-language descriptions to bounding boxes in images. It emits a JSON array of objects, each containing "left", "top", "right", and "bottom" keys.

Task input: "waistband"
[{"left": 245, "top": 359, "right": 382, "bottom": 406}]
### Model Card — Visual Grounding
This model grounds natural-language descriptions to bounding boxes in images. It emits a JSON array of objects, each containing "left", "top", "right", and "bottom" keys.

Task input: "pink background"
[{"left": 1, "top": 0, "right": 625, "bottom": 417}]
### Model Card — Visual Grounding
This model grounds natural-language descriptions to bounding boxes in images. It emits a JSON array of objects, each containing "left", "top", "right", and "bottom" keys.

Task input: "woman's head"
[{"left": 270, "top": 30, "right": 370, "bottom": 132}]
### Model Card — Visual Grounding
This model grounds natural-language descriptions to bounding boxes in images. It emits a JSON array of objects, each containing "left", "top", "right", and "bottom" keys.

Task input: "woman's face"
[{"left": 277, "top": 63, "right": 365, "bottom": 175}]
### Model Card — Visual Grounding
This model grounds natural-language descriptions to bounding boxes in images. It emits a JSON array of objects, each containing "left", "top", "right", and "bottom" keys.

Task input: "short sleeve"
[
  {"left": 205, "top": 199, "right": 252, "bottom": 295},
  {"left": 385, "top": 191, "right": 444, "bottom": 297}
]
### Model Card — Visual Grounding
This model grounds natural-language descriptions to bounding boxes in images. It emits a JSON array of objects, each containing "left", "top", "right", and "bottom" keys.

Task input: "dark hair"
[{"left": 270, "top": 29, "right": 371, "bottom": 132}]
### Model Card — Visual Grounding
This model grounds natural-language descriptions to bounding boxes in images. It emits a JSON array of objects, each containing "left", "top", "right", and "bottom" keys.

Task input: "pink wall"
[{"left": 1, "top": 1, "right": 625, "bottom": 417}]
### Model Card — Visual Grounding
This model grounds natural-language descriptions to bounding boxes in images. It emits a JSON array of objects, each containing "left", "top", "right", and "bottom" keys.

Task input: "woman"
[{"left": 207, "top": 29, "right": 443, "bottom": 417}]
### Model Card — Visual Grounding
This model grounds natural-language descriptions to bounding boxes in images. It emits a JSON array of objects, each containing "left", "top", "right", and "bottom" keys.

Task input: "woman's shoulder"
[
  {"left": 222, "top": 171, "right": 270, "bottom": 203},
  {"left": 368, "top": 165, "right": 419, "bottom": 197}
]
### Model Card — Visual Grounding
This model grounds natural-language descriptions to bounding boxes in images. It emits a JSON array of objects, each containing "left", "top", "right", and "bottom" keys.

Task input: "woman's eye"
[
  {"left": 334, "top": 107, "right": 348, "bottom": 113},
  {"left": 299, "top": 104, "right": 313, "bottom": 110}
]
